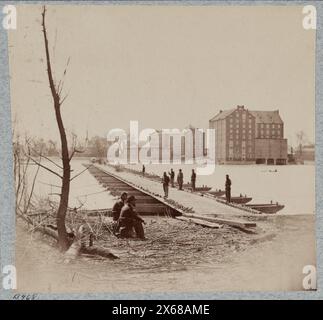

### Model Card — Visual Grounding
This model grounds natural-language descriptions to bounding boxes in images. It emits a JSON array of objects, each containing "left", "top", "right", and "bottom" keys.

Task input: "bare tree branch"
[
  {"left": 60, "top": 92, "right": 69, "bottom": 105},
  {"left": 25, "top": 154, "right": 63, "bottom": 179},
  {"left": 69, "top": 148, "right": 84, "bottom": 162},
  {"left": 70, "top": 164, "right": 93, "bottom": 182},
  {"left": 27, "top": 144, "right": 63, "bottom": 170}
]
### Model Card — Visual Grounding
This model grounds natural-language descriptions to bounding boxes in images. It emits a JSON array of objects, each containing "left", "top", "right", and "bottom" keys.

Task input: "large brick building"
[{"left": 209, "top": 105, "right": 287, "bottom": 164}]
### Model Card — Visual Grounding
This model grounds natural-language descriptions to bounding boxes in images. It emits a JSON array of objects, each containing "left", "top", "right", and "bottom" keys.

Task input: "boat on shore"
[{"left": 245, "top": 203, "right": 285, "bottom": 214}]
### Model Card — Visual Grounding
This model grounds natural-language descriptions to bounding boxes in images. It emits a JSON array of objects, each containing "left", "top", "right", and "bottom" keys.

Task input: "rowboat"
[
  {"left": 220, "top": 196, "right": 252, "bottom": 204},
  {"left": 245, "top": 203, "right": 284, "bottom": 214},
  {"left": 177, "top": 183, "right": 212, "bottom": 192},
  {"left": 193, "top": 186, "right": 212, "bottom": 192},
  {"left": 207, "top": 190, "right": 225, "bottom": 197}
]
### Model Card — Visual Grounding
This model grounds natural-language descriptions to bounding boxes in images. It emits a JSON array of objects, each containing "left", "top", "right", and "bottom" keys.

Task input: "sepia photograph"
[{"left": 6, "top": 3, "right": 316, "bottom": 293}]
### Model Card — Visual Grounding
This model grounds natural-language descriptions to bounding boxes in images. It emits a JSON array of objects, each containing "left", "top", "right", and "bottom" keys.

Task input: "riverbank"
[{"left": 15, "top": 211, "right": 316, "bottom": 292}]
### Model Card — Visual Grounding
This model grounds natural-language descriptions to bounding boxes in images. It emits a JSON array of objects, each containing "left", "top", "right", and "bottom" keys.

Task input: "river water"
[
  {"left": 25, "top": 158, "right": 116, "bottom": 210},
  {"left": 125, "top": 162, "right": 315, "bottom": 215},
  {"left": 26, "top": 159, "right": 315, "bottom": 215}
]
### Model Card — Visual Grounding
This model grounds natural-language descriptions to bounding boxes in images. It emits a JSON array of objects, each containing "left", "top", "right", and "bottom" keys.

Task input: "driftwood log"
[
  {"left": 66, "top": 224, "right": 118, "bottom": 260},
  {"left": 19, "top": 215, "right": 118, "bottom": 260}
]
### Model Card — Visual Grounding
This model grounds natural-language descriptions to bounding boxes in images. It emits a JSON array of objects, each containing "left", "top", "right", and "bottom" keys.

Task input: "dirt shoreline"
[{"left": 15, "top": 212, "right": 316, "bottom": 293}]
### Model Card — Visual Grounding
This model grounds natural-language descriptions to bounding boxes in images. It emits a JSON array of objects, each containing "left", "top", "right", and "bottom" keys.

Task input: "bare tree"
[{"left": 41, "top": 6, "right": 72, "bottom": 250}]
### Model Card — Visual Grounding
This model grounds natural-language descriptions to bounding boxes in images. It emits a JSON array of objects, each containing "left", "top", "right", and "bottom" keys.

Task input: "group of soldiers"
[
  {"left": 112, "top": 192, "right": 146, "bottom": 239},
  {"left": 143, "top": 165, "right": 232, "bottom": 201},
  {"left": 111, "top": 170, "right": 233, "bottom": 240},
  {"left": 161, "top": 168, "right": 196, "bottom": 198},
  {"left": 161, "top": 170, "right": 232, "bottom": 202}
]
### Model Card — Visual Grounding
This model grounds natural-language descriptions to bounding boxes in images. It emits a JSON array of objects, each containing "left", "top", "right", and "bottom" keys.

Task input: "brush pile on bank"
[
  {"left": 89, "top": 216, "right": 253, "bottom": 271},
  {"left": 20, "top": 199, "right": 254, "bottom": 269}
]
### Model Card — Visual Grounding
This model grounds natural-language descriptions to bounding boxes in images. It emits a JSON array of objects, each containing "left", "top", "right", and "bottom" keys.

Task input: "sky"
[{"left": 8, "top": 4, "right": 316, "bottom": 147}]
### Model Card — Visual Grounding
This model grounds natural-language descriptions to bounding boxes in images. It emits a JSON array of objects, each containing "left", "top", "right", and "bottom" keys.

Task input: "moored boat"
[
  {"left": 207, "top": 190, "right": 226, "bottom": 197},
  {"left": 194, "top": 186, "right": 212, "bottom": 192},
  {"left": 220, "top": 196, "right": 252, "bottom": 204},
  {"left": 245, "top": 203, "right": 285, "bottom": 214},
  {"left": 180, "top": 183, "right": 212, "bottom": 192}
]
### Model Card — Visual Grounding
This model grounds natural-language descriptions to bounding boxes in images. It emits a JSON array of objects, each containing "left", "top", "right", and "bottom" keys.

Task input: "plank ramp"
[
  {"left": 176, "top": 216, "right": 223, "bottom": 229},
  {"left": 182, "top": 213, "right": 256, "bottom": 228}
]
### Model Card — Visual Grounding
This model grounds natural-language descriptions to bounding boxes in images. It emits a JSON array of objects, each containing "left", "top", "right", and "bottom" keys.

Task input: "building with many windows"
[{"left": 209, "top": 105, "right": 287, "bottom": 164}]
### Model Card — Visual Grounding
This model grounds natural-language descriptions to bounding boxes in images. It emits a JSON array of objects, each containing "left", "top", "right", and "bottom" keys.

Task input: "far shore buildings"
[
  {"left": 109, "top": 105, "right": 287, "bottom": 165},
  {"left": 209, "top": 105, "right": 288, "bottom": 165}
]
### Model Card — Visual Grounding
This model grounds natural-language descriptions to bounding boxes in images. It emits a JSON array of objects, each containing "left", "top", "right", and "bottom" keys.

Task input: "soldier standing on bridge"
[
  {"left": 118, "top": 196, "right": 146, "bottom": 239},
  {"left": 225, "top": 174, "right": 232, "bottom": 203},
  {"left": 191, "top": 169, "right": 196, "bottom": 192},
  {"left": 162, "top": 172, "right": 170, "bottom": 198},
  {"left": 177, "top": 169, "right": 184, "bottom": 190},
  {"left": 169, "top": 168, "right": 175, "bottom": 187},
  {"left": 142, "top": 164, "right": 145, "bottom": 177}
]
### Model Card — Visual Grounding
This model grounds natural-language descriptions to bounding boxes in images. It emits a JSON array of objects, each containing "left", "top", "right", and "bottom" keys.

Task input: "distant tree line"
[{"left": 29, "top": 136, "right": 107, "bottom": 158}]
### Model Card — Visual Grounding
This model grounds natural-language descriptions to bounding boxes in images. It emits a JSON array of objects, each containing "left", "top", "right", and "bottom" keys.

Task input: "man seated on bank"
[
  {"left": 111, "top": 192, "right": 128, "bottom": 233},
  {"left": 118, "top": 195, "right": 146, "bottom": 239}
]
